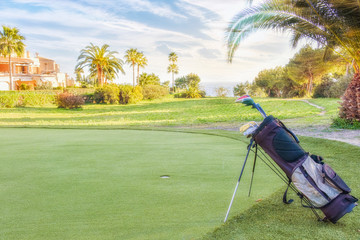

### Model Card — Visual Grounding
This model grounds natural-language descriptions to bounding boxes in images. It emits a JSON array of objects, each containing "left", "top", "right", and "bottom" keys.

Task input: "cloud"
[{"left": 197, "top": 48, "right": 221, "bottom": 59}]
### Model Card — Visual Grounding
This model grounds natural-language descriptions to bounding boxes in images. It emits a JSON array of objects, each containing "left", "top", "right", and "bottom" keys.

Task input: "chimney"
[{"left": 27, "top": 51, "right": 30, "bottom": 58}]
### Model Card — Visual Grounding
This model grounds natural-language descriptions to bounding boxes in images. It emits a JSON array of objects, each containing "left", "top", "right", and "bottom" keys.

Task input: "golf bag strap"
[
  {"left": 277, "top": 119, "right": 300, "bottom": 143},
  {"left": 283, "top": 179, "right": 294, "bottom": 204}
]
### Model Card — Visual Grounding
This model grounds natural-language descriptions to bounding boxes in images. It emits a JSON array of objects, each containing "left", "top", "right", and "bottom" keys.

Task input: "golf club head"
[
  {"left": 235, "top": 95, "right": 255, "bottom": 107},
  {"left": 240, "top": 121, "right": 259, "bottom": 137}
]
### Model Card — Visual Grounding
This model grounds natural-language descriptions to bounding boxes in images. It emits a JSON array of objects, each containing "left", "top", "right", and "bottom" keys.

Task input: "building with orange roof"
[{"left": 0, "top": 50, "right": 67, "bottom": 90}]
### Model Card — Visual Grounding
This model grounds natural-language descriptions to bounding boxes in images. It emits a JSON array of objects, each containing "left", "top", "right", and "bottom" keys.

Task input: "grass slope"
[
  {"left": 202, "top": 137, "right": 360, "bottom": 240},
  {"left": 0, "top": 97, "right": 325, "bottom": 127},
  {"left": 0, "top": 128, "right": 283, "bottom": 240}
]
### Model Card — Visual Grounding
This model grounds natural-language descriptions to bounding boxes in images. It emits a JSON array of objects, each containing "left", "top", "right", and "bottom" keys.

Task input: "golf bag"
[{"left": 252, "top": 115, "right": 358, "bottom": 223}]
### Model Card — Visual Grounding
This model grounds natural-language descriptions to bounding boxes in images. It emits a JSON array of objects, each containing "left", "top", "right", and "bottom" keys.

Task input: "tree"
[
  {"left": 233, "top": 82, "right": 248, "bottom": 96},
  {"left": 136, "top": 51, "right": 147, "bottom": 85},
  {"left": 76, "top": 43, "right": 124, "bottom": 86},
  {"left": 138, "top": 73, "right": 160, "bottom": 86},
  {"left": 167, "top": 52, "right": 179, "bottom": 91},
  {"left": 124, "top": 48, "right": 139, "bottom": 87},
  {"left": 286, "top": 45, "right": 341, "bottom": 96},
  {"left": 186, "top": 73, "right": 201, "bottom": 89},
  {"left": 0, "top": 26, "right": 25, "bottom": 90},
  {"left": 175, "top": 76, "right": 187, "bottom": 89},
  {"left": 254, "top": 67, "right": 289, "bottom": 97},
  {"left": 215, "top": 87, "right": 229, "bottom": 97},
  {"left": 74, "top": 67, "right": 84, "bottom": 83},
  {"left": 226, "top": 0, "right": 360, "bottom": 121}
]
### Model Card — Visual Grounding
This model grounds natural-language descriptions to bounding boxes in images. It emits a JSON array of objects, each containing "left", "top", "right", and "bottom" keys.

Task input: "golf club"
[{"left": 235, "top": 95, "right": 267, "bottom": 118}]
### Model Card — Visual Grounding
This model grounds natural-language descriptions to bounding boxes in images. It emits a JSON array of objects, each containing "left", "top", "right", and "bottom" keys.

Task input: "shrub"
[
  {"left": 0, "top": 92, "right": 19, "bottom": 108},
  {"left": 94, "top": 85, "right": 119, "bottom": 104},
  {"left": 313, "top": 75, "right": 334, "bottom": 98},
  {"left": 93, "top": 88, "right": 105, "bottom": 104},
  {"left": 56, "top": 92, "right": 84, "bottom": 109},
  {"left": 332, "top": 117, "right": 360, "bottom": 129},
  {"left": 329, "top": 74, "right": 352, "bottom": 98},
  {"left": 142, "top": 84, "right": 168, "bottom": 100},
  {"left": 82, "top": 93, "right": 94, "bottom": 103},
  {"left": 185, "top": 87, "right": 202, "bottom": 98},
  {"left": 119, "top": 85, "right": 143, "bottom": 104},
  {"left": 174, "top": 92, "right": 187, "bottom": 98},
  {"left": 21, "top": 92, "right": 56, "bottom": 106},
  {"left": 35, "top": 81, "right": 52, "bottom": 90},
  {"left": 0, "top": 91, "right": 56, "bottom": 108},
  {"left": 19, "top": 83, "right": 31, "bottom": 90}
]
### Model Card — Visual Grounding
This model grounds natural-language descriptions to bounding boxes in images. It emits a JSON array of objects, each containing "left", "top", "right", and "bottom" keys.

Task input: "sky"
[{"left": 0, "top": 0, "right": 303, "bottom": 90}]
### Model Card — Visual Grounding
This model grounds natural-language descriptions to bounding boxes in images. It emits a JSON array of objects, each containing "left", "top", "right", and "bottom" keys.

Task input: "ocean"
[{"left": 200, "top": 81, "right": 238, "bottom": 97}]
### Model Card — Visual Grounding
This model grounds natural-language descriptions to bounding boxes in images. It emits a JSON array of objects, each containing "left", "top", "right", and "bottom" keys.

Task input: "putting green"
[{"left": 0, "top": 128, "right": 282, "bottom": 239}]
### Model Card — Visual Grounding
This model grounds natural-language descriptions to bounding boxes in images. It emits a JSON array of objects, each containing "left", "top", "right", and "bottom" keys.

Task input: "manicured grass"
[
  {"left": 0, "top": 97, "right": 322, "bottom": 127},
  {"left": 202, "top": 137, "right": 360, "bottom": 240},
  {"left": 0, "top": 128, "right": 283, "bottom": 240},
  {"left": 1, "top": 97, "right": 357, "bottom": 239}
]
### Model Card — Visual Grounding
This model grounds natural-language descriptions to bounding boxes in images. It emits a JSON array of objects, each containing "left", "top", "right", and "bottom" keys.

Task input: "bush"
[
  {"left": 93, "top": 88, "right": 105, "bottom": 104},
  {"left": 35, "top": 81, "right": 52, "bottom": 90},
  {"left": 0, "top": 91, "right": 56, "bottom": 108},
  {"left": 119, "top": 85, "right": 143, "bottom": 104},
  {"left": 56, "top": 92, "right": 84, "bottom": 109},
  {"left": 329, "top": 74, "right": 352, "bottom": 98},
  {"left": 19, "top": 83, "right": 31, "bottom": 90},
  {"left": 94, "top": 85, "right": 119, "bottom": 104},
  {"left": 174, "top": 92, "right": 186, "bottom": 98},
  {"left": 313, "top": 75, "right": 334, "bottom": 98},
  {"left": 185, "top": 87, "right": 202, "bottom": 98},
  {"left": 82, "top": 93, "right": 94, "bottom": 104},
  {"left": 174, "top": 89, "right": 206, "bottom": 98},
  {"left": 20, "top": 92, "right": 56, "bottom": 106},
  {"left": 0, "top": 92, "right": 19, "bottom": 108},
  {"left": 142, "top": 85, "right": 168, "bottom": 100},
  {"left": 332, "top": 117, "right": 360, "bottom": 129}
]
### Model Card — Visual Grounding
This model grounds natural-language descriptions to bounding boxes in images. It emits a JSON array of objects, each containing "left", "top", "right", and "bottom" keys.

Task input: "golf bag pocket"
[
  {"left": 273, "top": 127, "right": 306, "bottom": 163},
  {"left": 322, "top": 164, "right": 351, "bottom": 193},
  {"left": 291, "top": 155, "right": 342, "bottom": 208}
]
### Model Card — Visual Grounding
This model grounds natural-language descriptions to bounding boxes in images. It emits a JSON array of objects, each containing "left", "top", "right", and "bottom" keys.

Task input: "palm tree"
[
  {"left": 0, "top": 26, "right": 25, "bottom": 90},
  {"left": 75, "top": 43, "right": 124, "bottom": 86},
  {"left": 136, "top": 52, "right": 147, "bottom": 85},
  {"left": 74, "top": 67, "right": 84, "bottom": 82},
  {"left": 226, "top": 0, "right": 360, "bottom": 121},
  {"left": 124, "top": 48, "right": 139, "bottom": 87},
  {"left": 168, "top": 52, "right": 179, "bottom": 91}
]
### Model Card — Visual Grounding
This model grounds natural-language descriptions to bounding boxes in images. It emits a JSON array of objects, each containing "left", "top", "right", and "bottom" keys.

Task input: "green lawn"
[
  {"left": 0, "top": 97, "right": 357, "bottom": 240},
  {"left": 0, "top": 97, "right": 329, "bottom": 128},
  {"left": 0, "top": 128, "right": 282, "bottom": 240}
]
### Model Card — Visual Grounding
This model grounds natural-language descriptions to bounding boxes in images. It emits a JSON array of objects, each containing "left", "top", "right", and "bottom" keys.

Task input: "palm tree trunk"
[
  {"left": 137, "top": 64, "right": 140, "bottom": 85},
  {"left": 97, "top": 65, "right": 102, "bottom": 86},
  {"left": 9, "top": 55, "right": 13, "bottom": 90},
  {"left": 132, "top": 63, "right": 135, "bottom": 87},
  {"left": 172, "top": 71, "right": 174, "bottom": 93}
]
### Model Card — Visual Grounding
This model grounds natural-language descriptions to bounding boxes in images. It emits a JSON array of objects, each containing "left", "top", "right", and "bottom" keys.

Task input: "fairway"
[{"left": 0, "top": 128, "right": 282, "bottom": 240}]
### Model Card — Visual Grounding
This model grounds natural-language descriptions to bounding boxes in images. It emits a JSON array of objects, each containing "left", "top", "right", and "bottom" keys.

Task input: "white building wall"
[{"left": 0, "top": 77, "right": 9, "bottom": 90}]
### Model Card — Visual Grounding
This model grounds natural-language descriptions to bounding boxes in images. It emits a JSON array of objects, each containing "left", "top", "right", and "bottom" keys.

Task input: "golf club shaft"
[
  {"left": 255, "top": 104, "right": 267, "bottom": 119},
  {"left": 224, "top": 139, "right": 254, "bottom": 222}
]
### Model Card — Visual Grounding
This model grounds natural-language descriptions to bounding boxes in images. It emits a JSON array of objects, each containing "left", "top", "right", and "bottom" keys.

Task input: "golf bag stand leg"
[{"left": 224, "top": 139, "right": 255, "bottom": 223}]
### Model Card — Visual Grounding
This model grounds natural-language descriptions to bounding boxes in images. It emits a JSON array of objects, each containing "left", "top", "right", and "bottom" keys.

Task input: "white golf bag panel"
[{"left": 291, "top": 155, "right": 342, "bottom": 208}]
